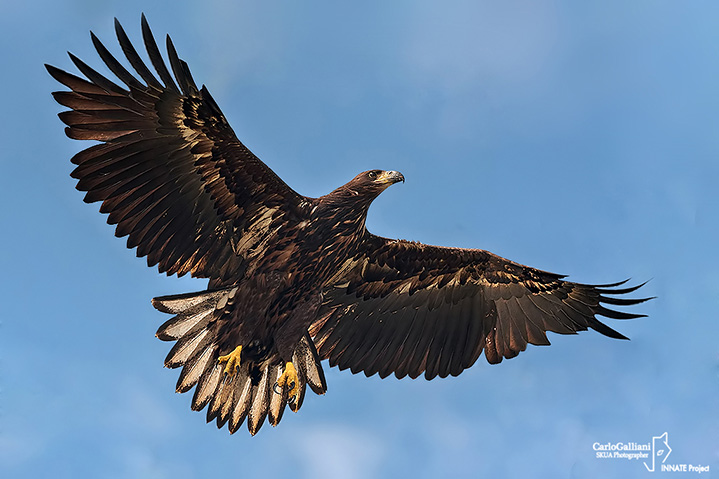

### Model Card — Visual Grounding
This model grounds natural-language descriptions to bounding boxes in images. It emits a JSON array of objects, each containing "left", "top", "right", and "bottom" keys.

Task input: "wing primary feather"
[
  {"left": 586, "top": 316, "right": 629, "bottom": 339},
  {"left": 598, "top": 294, "right": 653, "bottom": 306},
  {"left": 68, "top": 52, "right": 127, "bottom": 95},
  {"left": 591, "top": 278, "right": 630, "bottom": 288},
  {"left": 46, "top": 64, "right": 106, "bottom": 95},
  {"left": 165, "top": 35, "right": 198, "bottom": 96},
  {"left": 529, "top": 293, "right": 577, "bottom": 334},
  {"left": 595, "top": 306, "right": 647, "bottom": 321},
  {"left": 52, "top": 91, "right": 128, "bottom": 112},
  {"left": 595, "top": 281, "right": 647, "bottom": 295},
  {"left": 114, "top": 18, "right": 163, "bottom": 89},
  {"left": 90, "top": 31, "right": 145, "bottom": 90},
  {"left": 59, "top": 108, "right": 142, "bottom": 126},
  {"left": 140, "top": 14, "right": 179, "bottom": 92}
]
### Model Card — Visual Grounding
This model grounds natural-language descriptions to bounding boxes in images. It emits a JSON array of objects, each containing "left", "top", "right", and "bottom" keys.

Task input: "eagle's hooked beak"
[{"left": 378, "top": 170, "right": 405, "bottom": 185}]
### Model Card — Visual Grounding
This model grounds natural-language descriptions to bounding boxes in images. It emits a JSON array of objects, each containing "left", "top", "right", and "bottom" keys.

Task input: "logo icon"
[{"left": 644, "top": 432, "right": 672, "bottom": 472}]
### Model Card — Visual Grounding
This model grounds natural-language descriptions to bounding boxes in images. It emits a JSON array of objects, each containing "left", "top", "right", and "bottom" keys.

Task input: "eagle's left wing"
[{"left": 312, "top": 235, "right": 650, "bottom": 380}]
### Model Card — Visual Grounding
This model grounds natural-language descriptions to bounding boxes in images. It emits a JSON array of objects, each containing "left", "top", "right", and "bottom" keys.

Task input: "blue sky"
[{"left": 2, "top": 1, "right": 717, "bottom": 477}]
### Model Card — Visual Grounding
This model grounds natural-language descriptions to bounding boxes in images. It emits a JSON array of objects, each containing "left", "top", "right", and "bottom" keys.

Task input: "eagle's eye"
[{"left": 368, "top": 171, "right": 377, "bottom": 180}]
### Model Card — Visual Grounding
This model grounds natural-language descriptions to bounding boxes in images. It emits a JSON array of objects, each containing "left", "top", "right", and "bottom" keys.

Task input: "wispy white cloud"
[{"left": 289, "top": 424, "right": 385, "bottom": 479}]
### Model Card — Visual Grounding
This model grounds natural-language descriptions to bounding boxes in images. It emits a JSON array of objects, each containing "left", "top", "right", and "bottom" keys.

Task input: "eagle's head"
[
  {"left": 323, "top": 170, "right": 404, "bottom": 209},
  {"left": 350, "top": 170, "right": 405, "bottom": 194}
]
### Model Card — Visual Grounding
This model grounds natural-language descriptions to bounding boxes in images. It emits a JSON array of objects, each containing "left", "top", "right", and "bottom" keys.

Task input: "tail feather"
[
  {"left": 294, "top": 332, "right": 327, "bottom": 397},
  {"left": 208, "top": 368, "right": 237, "bottom": 429},
  {"left": 229, "top": 373, "right": 254, "bottom": 433},
  {"left": 247, "top": 366, "right": 272, "bottom": 433},
  {"left": 152, "top": 288, "right": 327, "bottom": 435},
  {"left": 164, "top": 328, "right": 212, "bottom": 368},
  {"left": 175, "top": 345, "right": 216, "bottom": 394},
  {"left": 153, "top": 288, "right": 235, "bottom": 340},
  {"left": 192, "top": 362, "right": 223, "bottom": 411},
  {"left": 267, "top": 365, "right": 287, "bottom": 426}
]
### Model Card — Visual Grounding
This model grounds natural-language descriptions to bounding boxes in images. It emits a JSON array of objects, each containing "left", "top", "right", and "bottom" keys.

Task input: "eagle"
[{"left": 47, "top": 16, "right": 650, "bottom": 436}]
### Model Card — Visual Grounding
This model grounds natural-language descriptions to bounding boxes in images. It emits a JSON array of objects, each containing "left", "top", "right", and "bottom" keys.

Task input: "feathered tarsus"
[{"left": 48, "top": 15, "right": 651, "bottom": 435}]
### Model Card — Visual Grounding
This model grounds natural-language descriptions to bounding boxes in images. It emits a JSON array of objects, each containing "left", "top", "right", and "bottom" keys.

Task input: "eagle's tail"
[{"left": 151, "top": 288, "right": 327, "bottom": 435}]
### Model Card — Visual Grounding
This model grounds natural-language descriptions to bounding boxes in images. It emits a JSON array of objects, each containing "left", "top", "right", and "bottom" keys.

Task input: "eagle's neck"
[
  {"left": 316, "top": 186, "right": 380, "bottom": 236},
  {"left": 320, "top": 185, "right": 378, "bottom": 212}
]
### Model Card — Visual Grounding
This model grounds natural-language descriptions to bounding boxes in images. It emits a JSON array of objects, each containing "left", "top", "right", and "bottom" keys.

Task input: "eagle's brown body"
[
  {"left": 48, "top": 16, "right": 650, "bottom": 435},
  {"left": 207, "top": 180, "right": 398, "bottom": 378}
]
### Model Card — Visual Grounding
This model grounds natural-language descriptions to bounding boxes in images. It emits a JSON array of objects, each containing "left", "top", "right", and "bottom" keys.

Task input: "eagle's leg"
[
  {"left": 218, "top": 345, "right": 243, "bottom": 376},
  {"left": 276, "top": 361, "right": 299, "bottom": 403}
]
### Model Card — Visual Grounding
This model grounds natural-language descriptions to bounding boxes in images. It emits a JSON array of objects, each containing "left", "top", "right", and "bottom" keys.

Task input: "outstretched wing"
[
  {"left": 47, "top": 15, "right": 307, "bottom": 286},
  {"left": 312, "top": 236, "right": 650, "bottom": 380}
]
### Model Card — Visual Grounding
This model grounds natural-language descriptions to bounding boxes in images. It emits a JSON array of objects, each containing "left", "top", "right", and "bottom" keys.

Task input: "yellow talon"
[
  {"left": 276, "top": 361, "right": 299, "bottom": 403},
  {"left": 218, "top": 345, "right": 242, "bottom": 376}
]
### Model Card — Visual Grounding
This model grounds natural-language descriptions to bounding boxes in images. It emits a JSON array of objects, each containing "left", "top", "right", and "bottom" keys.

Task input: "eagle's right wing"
[{"left": 47, "top": 15, "right": 308, "bottom": 286}]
